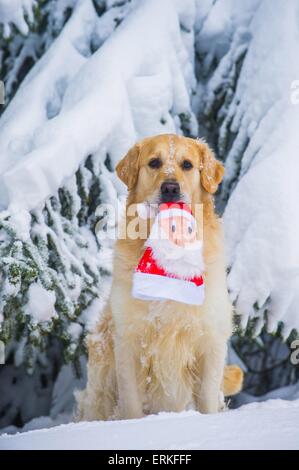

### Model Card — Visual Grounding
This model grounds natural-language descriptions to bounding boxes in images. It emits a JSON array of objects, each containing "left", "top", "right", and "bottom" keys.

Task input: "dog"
[{"left": 76, "top": 134, "right": 243, "bottom": 421}]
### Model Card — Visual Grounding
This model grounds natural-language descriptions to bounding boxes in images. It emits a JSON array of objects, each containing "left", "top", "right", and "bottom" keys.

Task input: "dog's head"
[{"left": 116, "top": 134, "right": 224, "bottom": 205}]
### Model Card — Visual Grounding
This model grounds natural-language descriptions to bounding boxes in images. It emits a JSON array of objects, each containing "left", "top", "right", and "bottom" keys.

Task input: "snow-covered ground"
[{"left": 0, "top": 399, "right": 298, "bottom": 450}]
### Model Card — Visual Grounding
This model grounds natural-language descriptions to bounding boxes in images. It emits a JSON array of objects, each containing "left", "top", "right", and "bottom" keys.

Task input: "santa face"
[
  {"left": 145, "top": 210, "right": 204, "bottom": 278},
  {"left": 159, "top": 215, "right": 197, "bottom": 248}
]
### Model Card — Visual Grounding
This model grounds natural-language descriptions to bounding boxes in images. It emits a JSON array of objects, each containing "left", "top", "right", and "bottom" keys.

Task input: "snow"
[
  {"left": 222, "top": 0, "right": 299, "bottom": 336},
  {"left": 195, "top": 0, "right": 299, "bottom": 336},
  {"left": 67, "top": 322, "right": 82, "bottom": 341},
  {"left": 25, "top": 282, "right": 57, "bottom": 323},
  {"left": 0, "top": 0, "right": 36, "bottom": 37},
  {"left": 0, "top": 399, "right": 298, "bottom": 450},
  {"left": 0, "top": 0, "right": 195, "bottom": 218},
  {"left": 194, "top": 0, "right": 258, "bottom": 77}
]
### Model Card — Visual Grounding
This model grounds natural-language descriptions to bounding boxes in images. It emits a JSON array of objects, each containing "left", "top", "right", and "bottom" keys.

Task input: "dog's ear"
[
  {"left": 116, "top": 143, "right": 140, "bottom": 191},
  {"left": 196, "top": 140, "right": 224, "bottom": 194}
]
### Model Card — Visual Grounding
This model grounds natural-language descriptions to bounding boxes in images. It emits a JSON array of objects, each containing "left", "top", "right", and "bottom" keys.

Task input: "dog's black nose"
[{"left": 160, "top": 181, "right": 180, "bottom": 201}]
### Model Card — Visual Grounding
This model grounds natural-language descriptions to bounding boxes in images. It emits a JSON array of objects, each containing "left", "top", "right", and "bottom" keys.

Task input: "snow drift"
[{"left": 1, "top": 399, "right": 298, "bottom": 450}]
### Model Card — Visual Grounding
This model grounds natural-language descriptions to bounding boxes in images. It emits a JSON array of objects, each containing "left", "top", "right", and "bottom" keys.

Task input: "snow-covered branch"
[
  {"left": 196, "top": 0, "right": 299, "bottom": 337},
  {"left": 0, "top": 0, "right": 37, "bottom": 37},
  {"left": 0, "top": 0, "right": 196, "bottom": 218}
]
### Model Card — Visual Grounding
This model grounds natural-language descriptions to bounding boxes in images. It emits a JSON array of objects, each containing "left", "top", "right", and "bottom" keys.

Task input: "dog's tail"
[{"left": 223, "top": 365, "right": 244, "bottom": 396}]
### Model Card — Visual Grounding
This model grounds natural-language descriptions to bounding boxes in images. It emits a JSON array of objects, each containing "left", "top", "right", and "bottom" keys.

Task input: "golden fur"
[{"left": 76, "top": 134, "right": 242, "bottom": 421}]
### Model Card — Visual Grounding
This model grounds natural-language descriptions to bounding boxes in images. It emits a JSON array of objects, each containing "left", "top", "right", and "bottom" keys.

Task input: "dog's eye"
[
  {"left": 182, "top": 160, "right": 193, "bottom": 170},
  {"left": 148, "top": 158, "right": 162, "bottom": 169}
]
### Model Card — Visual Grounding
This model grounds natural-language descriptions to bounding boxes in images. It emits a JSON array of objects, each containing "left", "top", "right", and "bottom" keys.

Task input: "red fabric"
[
  {"left": 136, "top": 247, "right": 203, "bottom": 287},
  {"left": 159, "top": 201, "right": 192, "bottom": 215}
]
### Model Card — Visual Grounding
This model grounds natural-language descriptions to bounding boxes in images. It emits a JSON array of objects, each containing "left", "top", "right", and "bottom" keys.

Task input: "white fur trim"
[{"left": 132, "top": 272, "right": 205, "bottom": 305}]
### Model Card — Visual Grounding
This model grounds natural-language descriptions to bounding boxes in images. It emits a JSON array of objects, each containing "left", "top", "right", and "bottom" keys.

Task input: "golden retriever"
[{"left": 76, "top": 134, "right": 243, "bottom": 421}]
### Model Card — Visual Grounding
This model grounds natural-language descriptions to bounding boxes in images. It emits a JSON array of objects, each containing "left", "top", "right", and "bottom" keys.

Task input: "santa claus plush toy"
[{"left": 132, "top": 202, "right": 205, "bottom": 305}]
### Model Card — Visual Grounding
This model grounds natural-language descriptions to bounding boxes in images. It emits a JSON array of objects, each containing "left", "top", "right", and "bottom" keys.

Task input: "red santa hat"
[
  {"left": 158, "top": 201, "right": 194, "bottom": 220},
  {"left": 136, "top": 201, "right": 194, "bottom": 222},
  {"left": 132, "top": 202, "right": 205, "bottom": 306}
]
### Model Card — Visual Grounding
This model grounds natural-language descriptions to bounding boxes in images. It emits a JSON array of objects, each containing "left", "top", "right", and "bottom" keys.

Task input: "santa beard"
[{"left": 145, "top": 224, "right": 204, "bottom": 279}]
